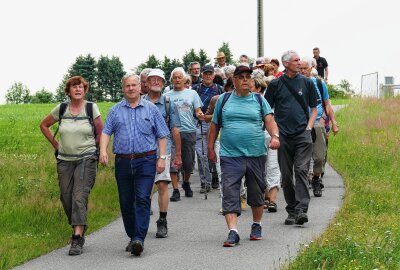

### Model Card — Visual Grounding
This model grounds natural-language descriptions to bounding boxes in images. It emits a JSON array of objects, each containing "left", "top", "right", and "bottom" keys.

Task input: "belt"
[{"left": 116, "top": 150, "right": 156, "bottom": 159}]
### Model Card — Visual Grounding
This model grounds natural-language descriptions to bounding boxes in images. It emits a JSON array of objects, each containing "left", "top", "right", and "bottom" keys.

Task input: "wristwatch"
[{"left": 159, "top": 155, "right": 167, "bottom": 160}]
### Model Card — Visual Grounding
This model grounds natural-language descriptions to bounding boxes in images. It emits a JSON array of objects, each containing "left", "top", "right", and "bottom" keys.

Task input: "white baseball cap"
[{"left": 147, "top": 68, "right": 165, "bottom": 82}]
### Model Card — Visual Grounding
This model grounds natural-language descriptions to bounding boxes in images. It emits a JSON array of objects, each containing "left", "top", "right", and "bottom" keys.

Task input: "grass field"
[
  {"left": 0, "top": 103, "right": 119, "bottom": 270},
  {"left": 288, "top": 97, "right": 400, "bottom": 269}
]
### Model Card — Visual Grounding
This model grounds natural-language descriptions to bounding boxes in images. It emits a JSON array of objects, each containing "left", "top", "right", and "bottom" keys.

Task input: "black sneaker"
[
  {"left": 182, "top": 182, "right": 193, "bottom": 197},
  {"left": 212, "top": 175, "right": 219, "bottom": 189},
  {"left": 156, "top": 218, "right": 168, "bottom": 238},
  {"left": 249, "top": 223, "right": 262, "bottom": 240},
  {"left": 295, "top": 211, "right": 309, "bottom": 225},
  {"left": 69, "top": 234, "right": 84, "bottom": 256},
  {"left": 223, "top": 230, "right": 240, "bottom": 247},
  {"left": 312, "top": 177, "right": 323, "bottom": 197},
  {"left": 125, "top": 240, "right": 134, "bottom": 252},
  {"left": 284, "top": 213, "right": 296, "bottom": 225},
  {"left": 131, "top": 240, "right": 144, "bottom": 256},
  {"left": 170, "top": 189, "right": 180, "bottom": 202}
]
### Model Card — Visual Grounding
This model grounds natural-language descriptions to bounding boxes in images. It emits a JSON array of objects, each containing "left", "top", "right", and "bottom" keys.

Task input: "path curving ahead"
[{"left": 15, "top": 106, "right": 345, "bottom": 270}]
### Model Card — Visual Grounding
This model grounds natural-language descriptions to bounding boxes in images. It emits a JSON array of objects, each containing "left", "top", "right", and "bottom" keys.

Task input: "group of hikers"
[{"left": 39, "top": 47, "right": 339, "bottom": 256}]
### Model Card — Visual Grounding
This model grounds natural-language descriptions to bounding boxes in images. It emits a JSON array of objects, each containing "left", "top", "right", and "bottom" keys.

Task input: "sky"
[{"left": 0, "top": 0, "right": 398, "bottom": 104}]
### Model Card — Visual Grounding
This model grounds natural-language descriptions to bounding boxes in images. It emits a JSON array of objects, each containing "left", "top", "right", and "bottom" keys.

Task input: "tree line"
[{"left": 5, "top": 42, "right": 233, "bottom": 104}]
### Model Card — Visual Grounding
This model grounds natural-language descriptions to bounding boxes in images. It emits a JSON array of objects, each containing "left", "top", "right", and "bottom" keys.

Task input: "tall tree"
[
  {"left": 182, "top": 49, "right": 200, "bottom": 71},
  {"left": 217, "top": 42, "right": 234, "bottom": 65},
  {"left": 54, "top": 74, "right": 69, "bottom": 102},
  {"left": 160, "top": 56, "right": 183, "bottom": 86},
  {"left": 97, "top": 55, "right": 125, "bottom": 102},
  {"left": 136, "top": 54, "right": 161, "bottom": 74},
  {"left": 5, "top": 82, "right": 31, "bottom": 104},
  {"left": 198, "top": 49, "right": 210, "bottom": 67},
  {"left": 68, "top": 54, "right": 98, "bottom": 101}
]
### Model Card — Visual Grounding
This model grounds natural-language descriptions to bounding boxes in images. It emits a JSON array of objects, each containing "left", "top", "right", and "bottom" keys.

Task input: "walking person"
[
  {"left": 143, "top": 69, "right": 182, "bottom": 238},
  {"left": 164, "top": 67, "right": 204, "bottom": 202},
  {"left": 40, "top": 76, "right": 103, "bottom": 255},
  {"left": 265, "top": 50, "right": 318, "bottom": 226},
  {"left": 208, "top": 65, "right": 280, "bottom": 247},
  {"left": 100, "top": 73, "right": 169, "bottom": 256}
]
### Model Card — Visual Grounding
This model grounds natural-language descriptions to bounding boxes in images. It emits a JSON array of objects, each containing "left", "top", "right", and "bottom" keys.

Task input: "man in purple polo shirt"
[{"left": 100, "top": 73, "right": 170, "bottom": 256}]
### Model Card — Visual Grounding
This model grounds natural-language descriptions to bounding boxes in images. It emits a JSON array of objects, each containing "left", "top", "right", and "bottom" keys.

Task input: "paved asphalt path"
[{"left": 15, "top": 106, "right": 345, "bottom": 270}]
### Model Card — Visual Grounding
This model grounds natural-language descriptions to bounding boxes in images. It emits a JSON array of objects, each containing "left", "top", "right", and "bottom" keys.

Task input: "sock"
[
  {"left": 230, "top": 228, "right": 238, "bottom": 233},
  {"left": 160, "top": 212, "right": 167, "bottom": 219},
  {"left": 253, "top": 221, "right": 261, "bottom": 226}
]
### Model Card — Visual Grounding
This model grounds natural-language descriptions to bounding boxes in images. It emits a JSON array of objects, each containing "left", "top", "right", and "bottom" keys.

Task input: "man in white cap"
[
  {"left": 142, "top": 69, "right": 182, "bottom": 238},
  {"left": 214, "top": 51, "right": 227, "bottom": 69}
]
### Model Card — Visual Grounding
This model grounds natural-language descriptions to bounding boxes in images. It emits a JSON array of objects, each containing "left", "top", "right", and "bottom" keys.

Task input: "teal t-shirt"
[
  {"left": 165, "top": 89, "right": 203, "bottom": 133},
  {"left": 212, "top": 92, "right": 272, "bottom": 157}
]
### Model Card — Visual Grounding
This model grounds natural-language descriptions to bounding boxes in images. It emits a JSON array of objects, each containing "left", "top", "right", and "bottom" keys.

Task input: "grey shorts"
[
  {"left": 220, "top": 156, "right": 266, "bottom": 216},
  {"left": 170, "top": 132, "right": 196, "bottom": 174}
]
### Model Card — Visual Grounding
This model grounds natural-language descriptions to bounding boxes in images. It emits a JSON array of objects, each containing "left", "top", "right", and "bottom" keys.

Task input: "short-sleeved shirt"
[
  {"left": 212, "top": 92, "right": 273, "bottom": 157},
  {"left": 164, "top": 89, "right": 203, "bottom": 133},
  {"left": 102, "top": 98, "right": 170, "bottom": 154},
  {"left": 51, "top": 101, "right": 100, "bottom": 161},
  {"left": 311, "top": 77, "right": 329, "bottom": 121},
  {"left": 142, "top": 94, "right": 181, "bottom": 155},
  {"left": 265, "top": 74, "right": 318, "bottom": 137},
  {"left": 315, "top": 56, "right": 328, "bottom": 78},
  {"left": 193, "top": 83, "right": 222, "bottom": 113}
]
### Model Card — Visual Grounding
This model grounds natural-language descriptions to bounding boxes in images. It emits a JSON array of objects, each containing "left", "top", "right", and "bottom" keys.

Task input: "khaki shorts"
[{"left": 155, "top": 154, "right": 171, "bottom": 183}]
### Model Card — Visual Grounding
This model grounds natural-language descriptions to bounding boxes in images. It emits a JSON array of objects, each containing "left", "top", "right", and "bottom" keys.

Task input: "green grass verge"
[
  {"left": 0, "top": 102, "right": 120, "bottom": 270},
  {"left": 331, "top": 98, "right": 353, "bottom": 105},
  {"left": 288, "top": 97, "right": 400, "bottom": 269}
]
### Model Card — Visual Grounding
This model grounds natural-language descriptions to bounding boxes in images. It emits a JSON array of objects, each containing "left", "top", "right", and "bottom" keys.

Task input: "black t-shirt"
[
  {"left": 315, "top": 57, "right": 328, "bottom": 78},
  {"left": 264, "top": 74, "right": 318, "bottom": 137}
]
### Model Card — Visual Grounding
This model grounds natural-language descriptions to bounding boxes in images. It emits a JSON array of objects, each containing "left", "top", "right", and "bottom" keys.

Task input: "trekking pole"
[{"left": 200, "top": 121, "right": 208, "bottom": 200}]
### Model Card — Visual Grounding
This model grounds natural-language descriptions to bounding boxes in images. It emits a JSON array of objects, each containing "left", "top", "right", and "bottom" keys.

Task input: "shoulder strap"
[
  {"left": 214, "top": 83, "right": 223, "bottom": 95},
  {"left": 280, "top": 76, "right": 309, "bottom": 121},
  {"left": 255, "top": 93, "right": 265, "bottom": 130},
  {"left": 85, "top": 102, "right": 96, "bottom": 140},
  {"left": 316, "top": 79, "right": 328, "bottom": 115},
  {"left": 164, "top": 95, "right": 171, "bottom": 128},
  {"left": 218, "top": 92, "right": 232, "bottom": 127},
  {"left": 53, "top": 102, "right": 68, "bottom": 139}
]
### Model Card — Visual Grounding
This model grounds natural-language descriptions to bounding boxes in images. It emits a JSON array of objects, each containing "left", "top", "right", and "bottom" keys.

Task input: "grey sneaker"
[
  {"left": 156, "top": 218, "right": 168, "bottom": 238},
  {"left": 284, "top": 213, "right": 296, "bottom": 225},
  {"left": 312, "top": 177, "right": 323, "bottom": 197},
  {"left": 295, "top": 211, "right": 309, "bottom": 225},
  {"left": 199, "top": 183, "right": 211, "bottom": 193},
  {"left": 249, "top": 223, "right": 262, "bottom": 240},
  {"left": 69, "top": 235, "right": 84, "bottom": 256}
]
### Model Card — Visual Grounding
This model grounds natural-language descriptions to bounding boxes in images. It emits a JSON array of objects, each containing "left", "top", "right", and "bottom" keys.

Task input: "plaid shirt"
[{"left": 103, "top": 98, "right": 170, "bottom": 154}]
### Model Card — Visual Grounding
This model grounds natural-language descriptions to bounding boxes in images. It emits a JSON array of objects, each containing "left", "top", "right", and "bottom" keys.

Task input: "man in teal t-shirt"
[{"left": 208, "top": 65, "right": 280, "bottom": 247}]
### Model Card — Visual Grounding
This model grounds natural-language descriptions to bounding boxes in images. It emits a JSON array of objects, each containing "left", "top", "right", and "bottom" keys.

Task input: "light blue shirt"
[
  {"left": 142, "top": 94, "right": 181, "bottom": 155},
  {"left": 103, "top": 98, "right": 170, "bottom": 154},
  {"left": 164, "top": 89, "right": 203, "bottom": 133},
  {"left": 311, "top": 77, "right": 330, "bottom": 121},
  {"left": 212, "top": 92, "right": 273, "bottom": 157}
]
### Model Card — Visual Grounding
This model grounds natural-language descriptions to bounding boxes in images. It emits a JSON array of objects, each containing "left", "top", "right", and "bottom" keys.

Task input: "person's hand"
[
  {"left": 197, "top": 112, "right": 205, "bottom": 121},
  {"left": 207, "top": 147, "right": 217, "bottom": 163},
  {"left": 156, "top": 158, "right": 166, "bottom": 174},
  {"left": 269, "top": 136, "right": 280, "bottom": 150},
  {"left": 99, "top": 151, "right": 108, "bottom": 166},
  {"left": 173, "top": 154, "right": 182, "bottom": 170},
  {"left": 332, "top": 122, "right": 339, "bottom": 136}
]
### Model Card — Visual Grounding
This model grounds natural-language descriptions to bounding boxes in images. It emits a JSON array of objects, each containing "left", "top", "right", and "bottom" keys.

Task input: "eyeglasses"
[
  {"left": 148, "top": 77, "right": 164, "bottom": 83},
  {"left": 235, "top": 74, "right": 251, "bottom": 80}
]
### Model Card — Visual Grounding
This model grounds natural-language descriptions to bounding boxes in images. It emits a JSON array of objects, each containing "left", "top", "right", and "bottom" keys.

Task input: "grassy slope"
[
  {"left": 289, "top": 98, "right": 400, "bottom": 269},
  {"left": 0, "top": 103, "right": 119, "bottom": 270}
]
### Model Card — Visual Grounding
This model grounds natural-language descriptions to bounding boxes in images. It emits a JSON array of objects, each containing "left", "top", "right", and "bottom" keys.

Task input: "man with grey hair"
[
  {"left": 165, "top": 67, "right": 205, "bottom": 202},
  {"left": 223, "top": 65, "right": 236, "bottom": 79},
  {"left": 140, "top": 68, "right": 152, "bottom": 95},
  {"left": 188, "top": 62, "right": 202, "bottom": 87},
  {"left": 100, "top": 73, "right": 170, "bottom": 256},
  {"left": 299, "top": 58, "right": 339, "bottom": 197},
  {"left": 265, "top": 50, "right": 318, "bottom": 226}
]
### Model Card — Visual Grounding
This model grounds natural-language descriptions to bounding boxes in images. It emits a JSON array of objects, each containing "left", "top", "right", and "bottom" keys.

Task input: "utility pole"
[{"left": 257, "top": 0, "right": 264, "bottom": 57}]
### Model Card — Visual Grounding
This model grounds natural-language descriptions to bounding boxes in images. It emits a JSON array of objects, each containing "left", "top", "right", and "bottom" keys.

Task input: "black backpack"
[
  {"left": 164, "top": 95, "right": 171, "bottom": 129},
  {"left": 53, "top": 102, "right": 96, "bottom": 139}
]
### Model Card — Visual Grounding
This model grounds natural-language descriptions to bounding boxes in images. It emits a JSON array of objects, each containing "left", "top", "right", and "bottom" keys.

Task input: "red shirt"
[{"left": 274, "top": 71, "right": 283, "bottom": 78}]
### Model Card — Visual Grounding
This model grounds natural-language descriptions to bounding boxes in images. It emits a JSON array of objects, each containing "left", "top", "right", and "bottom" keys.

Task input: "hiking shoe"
[
  {"left": 156, "top": 218, "right": 168, "bottom": 238},
  {"left": 267, "top": 201, "right": 278, "bottom": 213},
  {"left": 284, "top": 213, "right": 296, "bottom": 225},
  {"left": 250, "top": 223, "right": 262, "bottom": 240},
  {"left": 223, "top": 230, "right": 240, "bottom": 247},
  {"left": 200, "top": 183, "right": 211, "bottom": 193},
  {"left": 212, "top": 175, "right": 219, "bottom": 189},
  {"left": 312, "top": 177, "right": 323, "bottom": 197},
  {"left": 125, "top": 240, "right": 134, "bottom": 252},
  {"left": 295, "top": 211, "right": 309, "bottom": 225},
  {"left": 182, "top": 182, "right": 193, "bottom": 197},
  {"left": 170, "top": 189, "right": 180, "bottom": 202},
  {"left": 131, "top": 240, "right": 144, "bottom": 256},
  {"left": 69, "top": 234, "right": 84, "bottom": 256}
]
